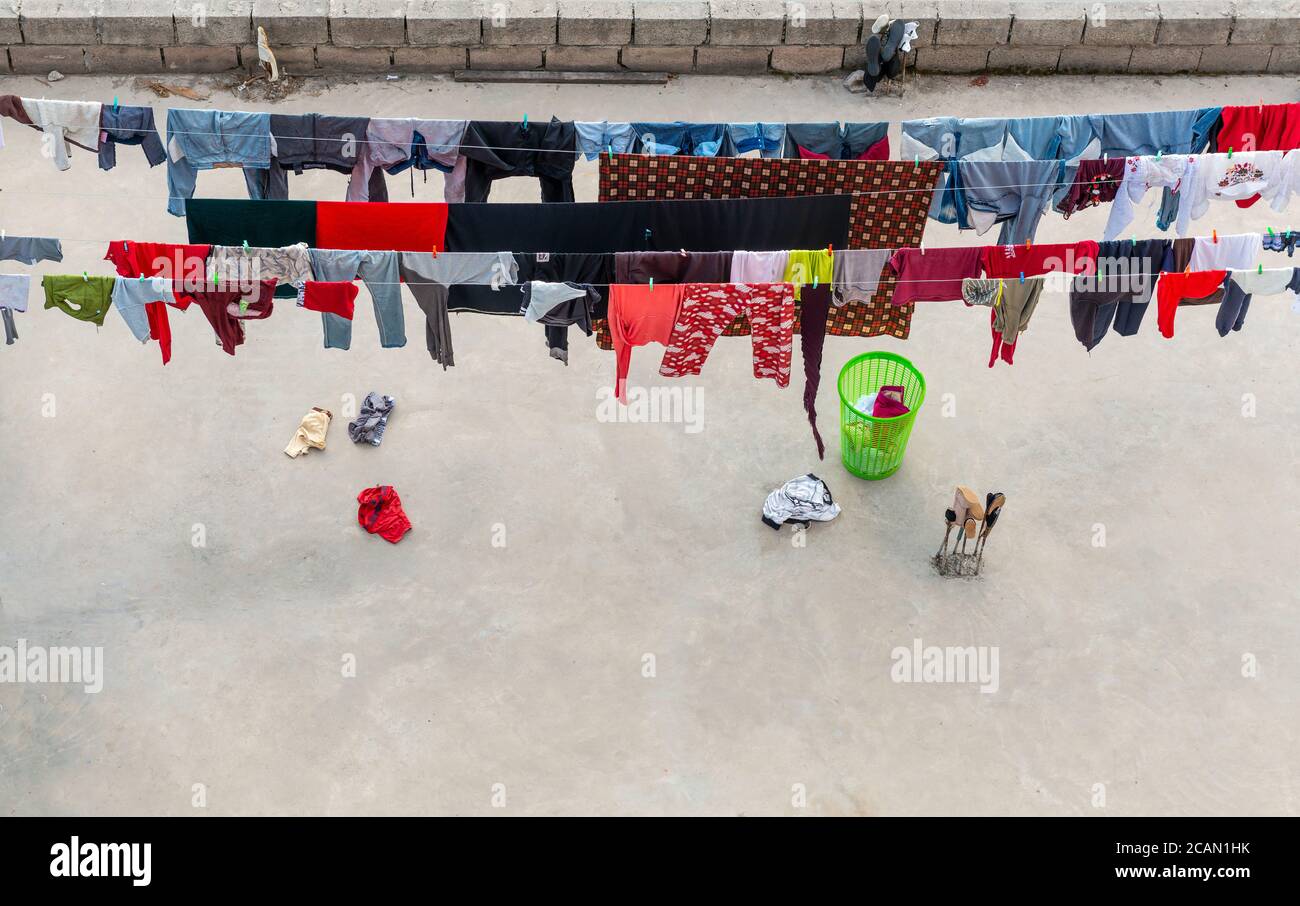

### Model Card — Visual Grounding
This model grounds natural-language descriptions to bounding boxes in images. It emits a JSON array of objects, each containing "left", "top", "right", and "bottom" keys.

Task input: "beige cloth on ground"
[{"left": 284, "top": 407, "right": 332, "bottom": 457}]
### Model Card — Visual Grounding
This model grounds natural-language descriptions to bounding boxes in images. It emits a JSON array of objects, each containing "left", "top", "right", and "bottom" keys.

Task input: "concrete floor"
[{"left": 1, "top": 70, "right": 1297, "bottom": 816}]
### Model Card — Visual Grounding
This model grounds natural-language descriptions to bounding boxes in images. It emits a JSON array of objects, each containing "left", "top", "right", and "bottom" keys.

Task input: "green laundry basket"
[{"left": 837, "top": 351, "right": 926, "bottom": 480}]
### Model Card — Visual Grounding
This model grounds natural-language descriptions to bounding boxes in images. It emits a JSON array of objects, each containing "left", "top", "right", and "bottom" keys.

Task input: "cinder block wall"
[{"left": 0, "top": 1, "right": 1291, "bottom": 77}]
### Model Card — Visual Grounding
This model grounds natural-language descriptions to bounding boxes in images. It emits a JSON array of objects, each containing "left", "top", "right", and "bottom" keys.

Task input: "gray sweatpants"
[{"left": 308, "top": 249, "right": 405, "bottom": 349}]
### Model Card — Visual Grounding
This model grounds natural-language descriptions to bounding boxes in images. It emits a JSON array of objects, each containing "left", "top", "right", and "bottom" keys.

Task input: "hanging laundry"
[
  {"left": 165, "top": 109, "right": 272, "bottom": 215},
  {"left": 98, "top": 105, "right": 165, "bottom": 172},
  {"left": 247, "top": 113, "right": 371, "bottom": 200},
  {"left": 783, "top": 249, "right": 833, "bottom": 301},
  {"left": 1180, "top": 151, "right": 1287, "bottom": 226},
  {"left": 1104, "top": 154, "right": 1197, "bottom": 240},
  {"left": 797, "top": 280, "right": 833, "bottom": 459},
  {"left": 608, "top": 282, "right": 685, "bottom": 402},
  {"left": 110, "top": 276, "right": 173, "bottom": 342},
  {"left": 1212, "top": 103, "right": 1300, "bottom": 207},
  {"left": 347, "top": 118, "right": 467, "bottom": 201},
  {"left": 614, "top": 251, "right": 734, "bottom": 285},
  {"left": 396, "top": 251, "right": 519, "bottom": 368},
  {"left": 1154, "top": 270, "right": 1228, "bottom": 338},
  {"left": 980, "top": 240, "right": 1099, "bottom": 279},
  {"left": 210, "top": 242, "right": 313, "bottom": 287},
  {"left": 725, "top": 122, "right": 786, "bottom": 158},
  {"left": 597, "top": 156, "right": 937, "bottom": 341},
  {"left": 186, "top": 199, "right": 316, "bottom": 248},
  {"left": 18, "top": 98, "right": 102, "bottom": 170},
  {"left": 1069, "top": 238, "right": 1170, "bottom": 351},
  {"left": 761, "top": 474, "right": 840, "bottom": 531},
  {"left": 284, "top": 407, "right": 332, "bottom": 458},
  {"left": 315, "top": 201, "right": 448, "bottom": 253},
  {"left": 1160, "top": 233, "right": 1260, "bottom": 308},
  {"left": 105, "top": 240, "right": 210, "bottom": 282},
  {"left": 520, "top": 281, "right": 598, "bottom": 364},
  {"left": 357, "top": 485, "right": 412, "bottom": 544},
  {"left": 451, "top": 118, "right": 577, "bottom": 203},
  {"left": 0, "top": 235, "right": 62, "bottom": 265},
  {"left": 784, "top": 122, "right": 889, "bottom": 160},
  {"left": 298, "top": 280, "right": 359, "bottom": 320},
  {"left": 955, "top": 160, "right": 1059, "bottom": 244},
  {"left": 831, "top": 249, "right": 890, "bottom": 307},
  {"left": 1262, "top": 227, "right": 1300, "bottom": 256},
  {"left": 0, "top": 274, "right": 31, "bottom": 347},
  {"left": 172, "top": 279, "right": 278, "bottom": 355},
  {"left": 962, "top": 277, "right": 1046, "bottom": 367},
  {"left": 1219, "top": 268, "right": 1300, "bottom": 336},
  {"left": 575, "top": 121, "right": 638, "bottom": 160},
  {"left": 349, "top": 393, "right": 396, "bottom": 446},
  {"left": 1056, "top": 158, "right": 1126, "bottom": 219},
  {"left": 307, "top": 249, "right": 402, "bottom": 349},
  {"left": 888, "top": 247, "right": 983, "bottom": 306},
  {"left": 631, "top": 122, "right": 728, "bottom": 157},
  {"left": 659, "top": 282, "right": 796, "bottom": 388},
  {"left": 731, "top": 250, "right": 791, "bottom": 284},
  {"left": 42, "top": 275, "right": 114, "bottom": 325}
]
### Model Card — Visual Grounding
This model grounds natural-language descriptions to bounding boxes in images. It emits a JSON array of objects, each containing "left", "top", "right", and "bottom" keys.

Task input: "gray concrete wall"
[{"left": 0, "top": 1, "right": 1294, "bottom": 76}]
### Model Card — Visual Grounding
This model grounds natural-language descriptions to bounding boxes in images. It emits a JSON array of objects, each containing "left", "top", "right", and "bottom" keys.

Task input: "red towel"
[
  {"left": 301, "top": 281, "right": 359, "bottom": 320},
  {"left": 315, "top": 201, "right": 448, "bottom": 253}
]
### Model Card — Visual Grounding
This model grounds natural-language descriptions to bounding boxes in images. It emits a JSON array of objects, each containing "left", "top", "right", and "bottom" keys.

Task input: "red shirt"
[
  {"left": 357, "top": 486, "right": 412, "bottom": 544},
  {"left": 105, "top": 241, "right": 211, "bottom": 281},
  {"left": 980, "top": 241, "right": 1099, "bottom": 279}
]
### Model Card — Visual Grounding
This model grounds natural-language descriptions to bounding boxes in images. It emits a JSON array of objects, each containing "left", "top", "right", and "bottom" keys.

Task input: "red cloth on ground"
[
  {"left": 1155, "top": 270, "right": 1227, "bottom": 338},
  {"left": 315, "top": 201, "right": 449, "bottom": 253},
  {"left": 301, "top": 281, "right": 359, "bottom": 319},
  {"left": 357, "top": 485, "right": 412, "bottom": 544},
  {"left": 980, "top": 241, "right": 1099, "bottom": 279},
  {"left": 105, "top": 241, "right": 210, "bottom": 281},
  {"left": 1213, "top": 103, "right": 1300, "bottom": 207}
]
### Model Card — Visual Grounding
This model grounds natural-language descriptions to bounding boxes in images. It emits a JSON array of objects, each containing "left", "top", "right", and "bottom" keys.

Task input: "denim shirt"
[
  {"left": 726, "top": 123, "right": 786, "bottom": 157},
  {"left": 99, "top": 105, "right": 166, "bottom": 172},
  {"left": 575, "top": 121, "right": 638, "bottom": 160},
  {"left": 166, "top": 109, "right": 272, "bottom": 216},
  {"left": 631, "top": 122, "right": 731, "bottom": 157}
]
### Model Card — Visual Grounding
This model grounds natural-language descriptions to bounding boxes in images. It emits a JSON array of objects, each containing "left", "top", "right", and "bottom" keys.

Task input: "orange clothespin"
[
  {"left": 1025, "top": 238, "right": 1032, "bottom": 250},
  {"left": 827, "top": 243, "right": 833, "bottom": 257},
  {"left": 1213, "top": 229, "right": 1218, "bottom": 243}
]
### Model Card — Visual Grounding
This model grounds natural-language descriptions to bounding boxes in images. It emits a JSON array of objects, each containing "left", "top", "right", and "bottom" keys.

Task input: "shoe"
[
  {"left": 954, "top": 486, "right": 984, "bottom": 522},
  {"left": 880, "top": 19, "right": 906, "bottom": 62},
  {"left": 883, "top": 53, "right": 903, "bottom": 79},
  {"left": 865, "top": 34, "right": 882, "bottom": 78},
  {"left": 872, "top": 13, "right": 890, "bottom": 35},
  {"left": 980, "top": 493, "right": 1005, "bottom": 536}
]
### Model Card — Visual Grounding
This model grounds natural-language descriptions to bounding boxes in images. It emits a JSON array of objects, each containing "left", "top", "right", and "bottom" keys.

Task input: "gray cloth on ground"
[
  {"left": 762, "top": 473, "right": 841, "bottom": 530},
  {"left": 348, "top": 392, "right": 396, "bottom": 446}
]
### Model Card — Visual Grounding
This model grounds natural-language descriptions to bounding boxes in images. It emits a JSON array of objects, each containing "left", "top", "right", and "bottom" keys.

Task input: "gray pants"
[
  {"left": 308, "top": 249, "right": 405, "bottom": 349},
  {"left": 1, "top": 308, "right": 16, "bottom": 345}
]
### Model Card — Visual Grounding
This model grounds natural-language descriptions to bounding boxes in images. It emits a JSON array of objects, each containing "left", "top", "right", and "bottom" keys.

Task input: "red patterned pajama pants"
[{"left": 658, "top": 283, "right": 796, "bottom": 387}]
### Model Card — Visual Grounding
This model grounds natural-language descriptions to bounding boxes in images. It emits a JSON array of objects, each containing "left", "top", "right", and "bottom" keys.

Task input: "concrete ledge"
[{"left": 0, "top": 0, "right": 1266, "bottom": 75}]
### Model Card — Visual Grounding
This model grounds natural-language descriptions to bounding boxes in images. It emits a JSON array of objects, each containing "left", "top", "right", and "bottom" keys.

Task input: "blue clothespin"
[
  {"left": 112, "top": 96, "right": 119, "bottom": 112},
  {"left": 1019, "top": 272, "right": 1024, "bottom": 284},
  {"left": 607, "top": 144, "right": 613, "bottom": 162},
  {"left": 1156, "top": 149, "right": 1162, "bottom": 161},
  {"left": 243, "top": 239, "right": 250, "bottom": 250},
  {"left": 813, "top": 275, "right": 819, "bottom": 289},
  {"left": 649, "top": 278, "right": 654, "bottom": 291},
  {"left": 522, "top": 113, "right": 528, "bottom": 132},
  {"left": 644, "top": 228, "right": 652, "bottom": 242}
]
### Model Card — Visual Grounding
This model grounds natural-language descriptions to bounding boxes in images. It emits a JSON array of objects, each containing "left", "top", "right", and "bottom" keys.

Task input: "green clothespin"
[
  {"left": 239, "top": 298, "right": 250, "bottom": 314},
  {"left": 522, "top": 113, "right": 528, "bottom": 132},
  {"left": 1268, "top": 226, "right": 1275, "bottom": 238},
  {"left": 648, "top": 278, "right": 654, "bottom": 291},
  {"left": 81, "top": 271, "right": 88, "bottom": 282},
  {"left": 812, "top": 275, "right": 818, "bottom": 289},
  {"left": 1259, "top": 263, "right": 1263, "bottom": 275},
  {"left": 607, "top": 144, "right": 613, "bottom": 162},
  {"left": 1156, "top": 149, "right": 1162, "bottom": 161},
  {"left": 112, "top": 96, "right": 119, "bottom": 111},
  {"left": 243, "top": 240, "right": 250, "bottom": 250},
  {"left": 1228, "top": 146, "right": 1233, "bottom": 159}
]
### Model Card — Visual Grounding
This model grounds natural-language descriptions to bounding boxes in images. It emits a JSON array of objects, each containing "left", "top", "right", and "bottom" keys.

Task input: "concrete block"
[
  {"left": 482, "top": 1, "right": 557, "bottom": 45},
  {"left": 784, "top": 0, "right": 861, "bottom": 45},
  {"left": 85, "top": 45, "right": 166, "bottom": 72},
  {"left": 329, "top": 0, "right": 406, "bottom": 46},
  {"left": 9, "top": 44, "right": 87, "bottom": 73},
  {"left": 1058, "top": 43, "right": 1133, "bottom": 71},
  {"left": 1008, "top": 1, "right": 1084, "bottom": 45},
  {"left": 1230, "top": 0, "right": 1300, "bottom": 45},
  {"left": 987, "top": 44, "right": 1061, "bottom": 72},
  {"left": 19, "top": 0, "right": 99, "bottom": 44},
  {"left": 174, "top": 0, "right": 255, "bottom": 45},
  {"left": 914, "top": 44, "right": 990, "bottom": 71},
  {"left": 1196, "top": 43, "right": 1270, "bottom": 72},
  {"left": 163, "top": 44, "right": 243, "bottom": 71},
  {"left": 391, "top": 44, "right": 467, "bottom": 69},
  {"left": 469, "top": 44, "right": 545, "bottom": 67},
  {"left": 633, "top": 1, "right": 709, "bottom": 45},
  {"left": 934, "top": 0, "right": 1011, "bottom": 45},
  {"left": 1157, "top": 0, "right": 1232, "bottom": 45},
  {"left": 316, "top": 43, "right": 394, "bottom": 68},
  {"left": 1083, "top": 0, "right": 1158, "bottom": 46},
  {"left": 771, "top": 44, "right": 844, "bottom": 71},
  {"left": 620, "top": 44, "right": 694, "bottom": 71},
  {"left": 0, "top": 1, "right": 21, "bottom": 44},
  {"left": 709, "top": 1, "right": 786, "bottom": 46},
  {"left": 241, "top": 41, "right": 316, "bottom": 69},
  {"left": 1267, "top": 44, "right": 1300, "bottom": 71},
  {"left": 545, "top": 43, "right": 621, "bottom": 69},
  {"left": 694, "top": 44, "right": 771, "bottom": 72},
  {"left": 1128, "top": 43, "right": 1201, "bottom": 72},
  {"left": 99, "top": 1, "right": 177, "bottom": 45},
  {"left": 253, "top": 0, "right": 330, "bottom": 44},
  {"left": 557, "top": 0, "right": 631, "bottom": 45},
  {"left": 406, "top": 1, "right": 480, "bottom": 44}
]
